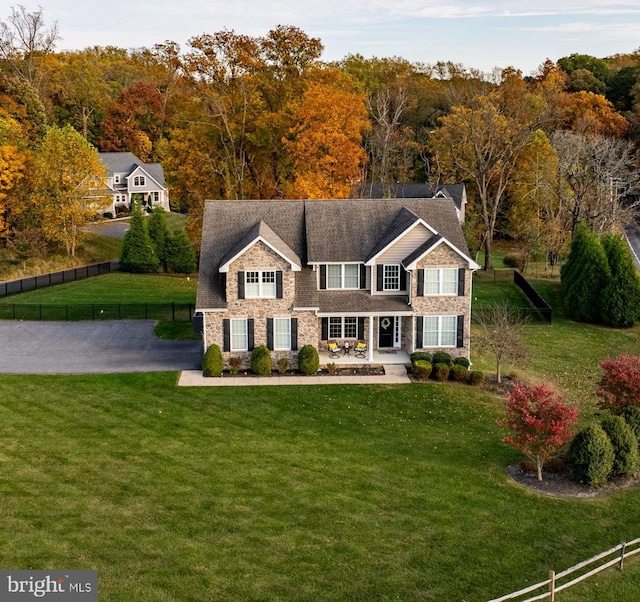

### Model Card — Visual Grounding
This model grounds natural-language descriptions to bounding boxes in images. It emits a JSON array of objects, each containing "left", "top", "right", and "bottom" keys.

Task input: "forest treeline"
[{"left": 2, "top": 6, "right": 640, "bottom": 268}]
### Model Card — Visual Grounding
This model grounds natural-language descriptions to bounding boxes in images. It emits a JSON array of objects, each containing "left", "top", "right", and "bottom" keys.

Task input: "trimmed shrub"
[
  {"left": 103, "top": 212, "right": 113, "bottom": 219},
  {"left": 250, "top": 345, "right": 272, "bottom": 376},
  {"left": 454, "top": 357, "right": 470, "bottom": 368},
  {"left": 412, "top": 360, "right": 432, "bottom": 381},
  {"left": 503, "top": 254, "right": 524, "bottom": 270},
  {"left": 410, "top": 351, "right": 432, "bottom": 364},
  {"left": 166, "top": 228, "right": 198, "bottom": 274},
  {"left": 432, "top": 351, "right": 453, "bottom": 366},
  {"left": 298, "top": 345, "right": 320, "bottom": 375},
  {"left": 622, "top": 406, "right": 640, "bottom": 443},
  {"left": 202, "top": 344, "right": 223, "bottom": 377},
  {"left": 601, "top": 233, "right": 640, "bottom": 328},
  {"left": 569, "top": 424, "right": 615, "bottom": 486},
  {"left": 450, "top": 364, "right": 468, "bottom": 382},
  {"left": 468, "top": 370, "right": 484, "bottom": 386},
  {"left": 601, "top": 415, "right": 639, "bottom": 476},
  {"left": 326, "top": 362, "right": 337, "bottom": 374},
  {"left": 432, "top": 362, "right": 450, "bottom": 382},
  {"left": 120, "top": 200, "right": 160, "bottom": 273}
]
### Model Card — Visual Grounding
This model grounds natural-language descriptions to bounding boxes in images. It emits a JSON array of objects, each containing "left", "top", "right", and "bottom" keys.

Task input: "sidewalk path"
[{"left": 178, "top": 364, "right": 410, "bottom": 386}]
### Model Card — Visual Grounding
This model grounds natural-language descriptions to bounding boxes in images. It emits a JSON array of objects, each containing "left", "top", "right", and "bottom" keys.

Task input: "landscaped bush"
[
  {"left": 432, "top": 351, "right": 453, "bottom": 366},
  {"left": 569, "top": 424, "right": 615, "bottom": 486},
  {"left": 450, "top": 364, "right": 468, "bottom": 382},
  {"left": 412, "top": 360, "right": 432, "bottom": 381},
  {"left": 432, "top": 362, "right": 450, "bottom": 382},
  {"left": 601, "top": 415, "right": 639, "bottom": 476},
  {"left": 228, "top": 356, "right": 243, "bottom": 375},
  {"left": 468, "top": 370, "right": 484, "bottom": 386},
  {"left": 454, "top": 357, "right": 470, "bottom": 368},
  {"left": 202, "top": 344, "right": 224, "bottom": 377},
  {"left": 298, "top": 345, "right": 320, "bottom": 375},
  {"left": 622, "top": 406, "right": 640, "bottom": 443},
  {"left": 251, "top": 345, "right": 272, "bottom": 376},
  {"left": 103, "top": 212, "right": 114, "bottom": 219},
  {"left": 410, "top": 351, "right": 433, "bottom": 364},
  {"left": 503, "top": 254, "right": 524, "bottom": 270}
]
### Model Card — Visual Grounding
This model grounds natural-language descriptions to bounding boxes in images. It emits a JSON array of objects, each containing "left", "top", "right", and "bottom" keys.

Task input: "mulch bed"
[
  {"left": 508, "top": 465, "right": 640, "bottom": 498},
  {"left": 222, "top": 365, "right": 386, "bottom": 378}
]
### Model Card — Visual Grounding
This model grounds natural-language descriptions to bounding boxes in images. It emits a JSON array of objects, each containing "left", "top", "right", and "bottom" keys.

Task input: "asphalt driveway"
[{"left": 0, "top": 321, "right": 202, "bottom": 374}]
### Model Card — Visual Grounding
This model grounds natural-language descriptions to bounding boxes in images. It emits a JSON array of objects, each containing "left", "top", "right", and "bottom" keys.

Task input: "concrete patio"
[{"left": 318, "top": 348, "right": 411, "bottom": 366}]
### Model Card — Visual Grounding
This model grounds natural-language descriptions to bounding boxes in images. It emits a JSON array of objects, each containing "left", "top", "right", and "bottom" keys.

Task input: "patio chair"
[
  {"left": 327, "top": 340, "right": 345, "bottom": 358},
  {"left": 354, "top": 340, "right": 367, "bottom": 358}
]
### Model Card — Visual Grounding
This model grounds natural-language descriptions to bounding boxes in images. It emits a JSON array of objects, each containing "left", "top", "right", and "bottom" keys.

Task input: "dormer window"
[
  {"left": 133, "top": 175, "right": 146, "bottom": 186},
  {"left": 114, "top": 174, "right": 121, "bottom": 184},
  {"left": 246, "top": 270, "right": 276, "bottom": 298},
  {"left": 327, "top": 264, "right": 359, "bottom": 289},
  {"left": 383, "top": 264, "right": 400, "bottom": 291}
]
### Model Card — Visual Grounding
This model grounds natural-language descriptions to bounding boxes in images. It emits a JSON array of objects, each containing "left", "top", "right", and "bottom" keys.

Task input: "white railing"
[{"left": 488, "top": 538, "right": 640, "bottom": 602}]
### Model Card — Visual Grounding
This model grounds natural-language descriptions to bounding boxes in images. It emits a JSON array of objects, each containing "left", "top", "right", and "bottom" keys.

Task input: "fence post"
[
  {"left": 172, "top": 303, "right": 175, "bottom": 321},
  {"left": 619, "top": 541, "right": 626, "bottom": 570},
  {"left": 549, "top": 570, "right": 556, "bottom": 602},
  {"left": 66, "top": 305, "right": 68, "bottom": 321}
]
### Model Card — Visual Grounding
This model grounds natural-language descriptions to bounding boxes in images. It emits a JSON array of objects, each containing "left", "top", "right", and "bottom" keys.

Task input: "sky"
[{"left": 22, "top": 1, "right": 640, "bottom": 75}]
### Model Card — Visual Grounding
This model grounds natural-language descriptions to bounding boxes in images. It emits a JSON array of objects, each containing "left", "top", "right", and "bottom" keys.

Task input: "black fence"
[
  {"left": 0, "top": 302, "right": 196, "bottom": 322},
  {"left": 0, "top": 261, "right": 117, "bottom": 298},
  {"left": 513, "top": 270, "right": 552, "bottom": 324}
]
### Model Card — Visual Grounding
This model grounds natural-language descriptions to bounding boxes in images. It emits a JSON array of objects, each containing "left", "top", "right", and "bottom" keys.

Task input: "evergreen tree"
[
  {"left": 601, "top": 233, "right": 640, "bottom": 328},
  {"left": 166, "top": 228, "right": 197, "bottom": 274},
  {"left": 148, "top": 206, "right": 170, "bottom": 271},
  {"left": 561, "top": 222, "right": 609, "bottom": 323},
  {"left": 120, "top": 200, "right": 160, "bottom": 273}
]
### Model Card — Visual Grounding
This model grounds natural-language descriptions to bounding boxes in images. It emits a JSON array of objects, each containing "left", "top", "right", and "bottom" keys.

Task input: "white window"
[
  {"left": 230, "top": 318, "right": 248, "bottom": 351},
  {"left": 133, "top": 175, "right": 146, "bottom": 186},
  {"left": 423, "top": 316, "right": 457, "bottom": 347},
  {"left": 383, "top": 264, "right": 400, "bottom": 291},
  {"left": 245, "top": 270, "right": 276, "bottom": 298},
  {"left": 425, "top": 268, "right": 458, "bottom": 295},
  {"left": 326, "top": 264, "right": 360, "bottom": 289},
  {"left": 329, "top": 317, "right": 357, "bottom": 339},
  {"left": 274, "top": 318, "right": 291, "bottom": 350},
  {"left": 114, "top": 174, "right": 121, "bottom": 184}
]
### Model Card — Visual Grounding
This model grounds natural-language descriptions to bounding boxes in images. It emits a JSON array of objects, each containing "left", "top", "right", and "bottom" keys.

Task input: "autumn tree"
[
  {"left": 498, "top": 382, "right": 578, "bottom": 481},
  {"left": 429, "top": 85, "right": 539, "bottom": 269},
  {"left": 31, "top": 124, "right": 110, "bottom": 256},
  {"left": 597, "top": 355, "right": 640, "bottom": 414},
  {"left": 284, "top": 69, "right": 369, "bottom": 198},
  {"left": 0, "top": 140, "right": 26, "bottom": 239},
  {"left": 473, "top": 302, "right": 528, "bottom": 383},
  {"left": 562, "top": 91, "right": 628, "bottom": 138}
]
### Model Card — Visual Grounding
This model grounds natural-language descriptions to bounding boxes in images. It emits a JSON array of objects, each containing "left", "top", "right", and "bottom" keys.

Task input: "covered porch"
[{"left": 318, "top": 347, "right": 410, "bottom": 366}]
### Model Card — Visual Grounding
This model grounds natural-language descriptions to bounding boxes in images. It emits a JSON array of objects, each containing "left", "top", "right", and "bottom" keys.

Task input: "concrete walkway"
[{"left": 177, "top": 364, "right": 410, "bottom": 386}]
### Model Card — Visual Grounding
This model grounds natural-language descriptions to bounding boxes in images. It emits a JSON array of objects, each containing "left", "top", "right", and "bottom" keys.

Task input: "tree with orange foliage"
[
  {"left": 284, "top": 70, "right": 369, "bottom": 199},
  {"left": 563, "top": 91, "right": 628, "bottom": 138}
]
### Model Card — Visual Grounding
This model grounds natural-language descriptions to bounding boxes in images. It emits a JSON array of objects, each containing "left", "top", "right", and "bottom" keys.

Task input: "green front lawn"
[{"left": 0, "top": 373, "right": 638, "bottom": 601}]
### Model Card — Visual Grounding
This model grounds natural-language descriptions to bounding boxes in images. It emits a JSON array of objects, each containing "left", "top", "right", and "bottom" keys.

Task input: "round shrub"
[
  {"left": 450, "top": 364, "right": 468, "bottom": 382},
  {"left": 468, "top": 370, "right": 484, "bottom": 386},
  {"left": 410, "top": 351, "right": 432, "bottom": 364},
  {"left": 250, "top": 345, "right": 272, "bottom": 376},
  {"left": 432, "top": 362, "right": 450, "bottom": 382},
  {"left": 569, "top": 424, "right": 615, "bottom": 486},
  {"left": 412, "top": 360, "right": 432, "bottom": 381},
  {"left": 601, "top": 415, "right": 639, "bottom": 476},
  {"left": 202, "top": 344, "right": 224, "bottom": 377},
  {"left": 432, "top": 351, "right": 453, "bottom": 366},
  {"left": 622, "top": 406, "right": 640, "bottom": 443},
  {"left": 454, "top": 357, "right": 470, "bottom": 368},
  {"left": 503, "top": 254, "right": 524, "bottom": 270},
  {"left": 298, "top": 345, "right": 320, "bottom": 375}
]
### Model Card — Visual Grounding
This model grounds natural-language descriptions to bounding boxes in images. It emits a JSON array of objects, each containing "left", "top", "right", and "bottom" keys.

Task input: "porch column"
[{"left": 368, "top": 315, "right": 374, "bottom": 362}]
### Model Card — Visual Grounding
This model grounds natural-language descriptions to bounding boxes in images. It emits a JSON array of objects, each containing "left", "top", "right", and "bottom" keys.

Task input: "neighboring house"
[
  {"left": 353, "top": 182, "right": 467, "bottom": 223},
  {"left": 196, "top": 197, "right": 480, "bottom": 367},
  {"left": 98, "top": 152, "right": 170, "bottom": 215}
]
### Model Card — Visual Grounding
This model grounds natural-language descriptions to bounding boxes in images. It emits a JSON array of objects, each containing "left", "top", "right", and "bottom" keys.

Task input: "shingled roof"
[
  {"left": 196, "top": 198, "right": 471, "bottom": 310},
  {"left": 353, "top": 183, "right": 466, "bottom": 213}
]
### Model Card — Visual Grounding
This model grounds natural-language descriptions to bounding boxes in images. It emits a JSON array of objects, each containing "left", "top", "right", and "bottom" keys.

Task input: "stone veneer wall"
[
  {"left": 409, "top": 244, "right": 472, "bottom": 359},
  {"left": 203, "top": 241, "right": 320, "bottom": 370}
]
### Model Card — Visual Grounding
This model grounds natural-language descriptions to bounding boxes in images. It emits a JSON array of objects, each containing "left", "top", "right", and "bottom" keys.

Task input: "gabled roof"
[
  {"left": 353, "top": 183, "right": 466, "bottom": 212},
  {"left": 98, "top": 152, "right": 166, "bottom": 187},
  {"left": 219, "top": 220, "right": 302, "bottom": 272},
  {"left": 401, "top": 234, "right": 481, "bottom": 270},
  {"left": 196, "top": 198, "right": 472, "bottom": 310}
]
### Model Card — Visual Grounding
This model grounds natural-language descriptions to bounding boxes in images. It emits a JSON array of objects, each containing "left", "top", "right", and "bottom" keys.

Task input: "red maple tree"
[{"left": 498, "top": 382, "right": 579, "bottom": 481}]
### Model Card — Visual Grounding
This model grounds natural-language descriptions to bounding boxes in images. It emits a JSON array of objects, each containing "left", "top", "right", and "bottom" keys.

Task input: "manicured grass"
[
  {"left": 153, "top": 320, "right": 201, "bottom": 340},
  {"left": 0, "top": 272, "right": 197, "bottom": 305},
  {"left": 0, "top": 373, "right": 639, "bottom": 601}
]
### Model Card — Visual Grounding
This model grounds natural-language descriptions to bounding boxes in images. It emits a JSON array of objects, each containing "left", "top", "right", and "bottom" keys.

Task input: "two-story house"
[
  {"left": 98, "top": 152, "right": 170, "bottom": 215},
  {"left": 196, "top": 197, "right": 480, "bottom": 367}
]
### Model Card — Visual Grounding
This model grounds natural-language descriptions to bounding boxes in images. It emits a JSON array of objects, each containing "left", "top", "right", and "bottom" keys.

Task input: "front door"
[{"left": 378, "top": 316, "right": 395, "bottom": 348}]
